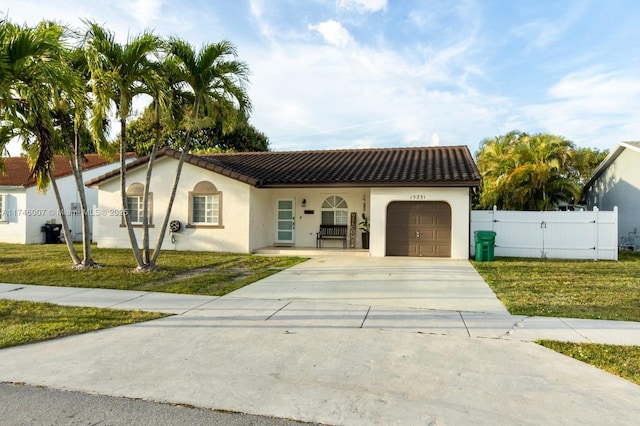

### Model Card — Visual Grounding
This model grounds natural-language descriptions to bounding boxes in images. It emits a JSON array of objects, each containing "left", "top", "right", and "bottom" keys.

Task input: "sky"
[{"left": 3, "top": 0, "right": 640, "bottom": 156}]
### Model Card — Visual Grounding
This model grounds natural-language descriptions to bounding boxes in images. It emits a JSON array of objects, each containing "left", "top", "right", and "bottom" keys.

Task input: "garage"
[{"left": 386, "top": 201, "right": 452, "bottom": 257}]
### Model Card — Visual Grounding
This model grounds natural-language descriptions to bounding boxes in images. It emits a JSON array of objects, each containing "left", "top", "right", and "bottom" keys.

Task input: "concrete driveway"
[
  {"left": 228, "top": 256, "right": 509, "bottom": 314},
  {"left": 1, "top": 257, "right": 640, "bottom": 425}
]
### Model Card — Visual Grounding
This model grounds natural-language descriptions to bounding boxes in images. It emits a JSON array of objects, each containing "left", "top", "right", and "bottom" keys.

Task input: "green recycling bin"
[{"left": 474, "top": 230, "right": 496, "bottom": 262}]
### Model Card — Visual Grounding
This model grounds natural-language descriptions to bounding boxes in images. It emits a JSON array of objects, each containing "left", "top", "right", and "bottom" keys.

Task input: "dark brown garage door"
[{"left": 386, "top": 201, "right": 452, "bottom": 257}]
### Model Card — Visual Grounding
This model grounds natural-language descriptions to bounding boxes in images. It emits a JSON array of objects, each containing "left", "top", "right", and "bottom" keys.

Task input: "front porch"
[{"left": 254, "top": 246, "right": 370, "bottom": 257}]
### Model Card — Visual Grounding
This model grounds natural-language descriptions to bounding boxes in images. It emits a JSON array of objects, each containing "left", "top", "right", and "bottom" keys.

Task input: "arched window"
[
  {"left": 321, "top": 195, "right": 348, "bottom": 225},
  {"left": 189, "top": 181, "right": 222, "bottom": 227},
  {"left": 125, "top": 183, "right": 151, "bottom": 225}
]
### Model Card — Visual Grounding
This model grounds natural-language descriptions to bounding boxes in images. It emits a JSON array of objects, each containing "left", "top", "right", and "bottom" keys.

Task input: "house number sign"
[{"left": 350, "top": 212, "right": 356, "bottom": 248}]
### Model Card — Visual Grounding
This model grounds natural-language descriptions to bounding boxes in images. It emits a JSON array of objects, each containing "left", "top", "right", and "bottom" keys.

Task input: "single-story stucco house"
[
  {"left": 86, "top": 145, "right": 480, "bottom": 259},
  {"left": 583, "top": 141, "right": 640, "bottom": 248},
  {"left": 0, "top": 154, "right": 134, "bottom": 244}
]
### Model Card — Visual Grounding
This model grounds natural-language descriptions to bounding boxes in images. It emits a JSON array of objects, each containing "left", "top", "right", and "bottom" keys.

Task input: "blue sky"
[{"left": 4, "top": 0, "right": 640, "bottom": 155}]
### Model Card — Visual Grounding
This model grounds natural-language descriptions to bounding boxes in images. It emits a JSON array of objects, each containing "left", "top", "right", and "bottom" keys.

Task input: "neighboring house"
[
  {"left": 87, "top": 146, "right": 480, "bottom": 259},
  {"left": 583, "top": 141, "right": 640, "bottom": 247},
  {"left": 0, "top": 154, "right": 134, "bottom": 244}
]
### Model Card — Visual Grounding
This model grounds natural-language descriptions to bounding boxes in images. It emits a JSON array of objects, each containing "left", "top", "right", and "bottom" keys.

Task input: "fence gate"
[{"left": 470, "top": 207, "right": 618, "bottom": 260}]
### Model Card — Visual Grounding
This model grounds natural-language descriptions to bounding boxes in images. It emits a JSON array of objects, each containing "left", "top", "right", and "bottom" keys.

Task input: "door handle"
[{"left": 416, "top": 231, "right": 421, "bottom": 238}]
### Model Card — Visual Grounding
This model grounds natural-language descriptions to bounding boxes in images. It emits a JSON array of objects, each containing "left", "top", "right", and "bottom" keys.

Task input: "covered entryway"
[{"left": 386, "top": 201, "right": 452, "bottom": 257}]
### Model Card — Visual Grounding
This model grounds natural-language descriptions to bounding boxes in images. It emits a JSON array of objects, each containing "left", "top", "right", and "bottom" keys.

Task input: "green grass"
[
  {"left": 0, "top": 299, "right": 166, "bottom": 349},
  {"left": 0, "top": 244, "right": 305, "bottom": 348},
  {"left": 538, "top": 340, "right": 640, "bottom": 386},
  {"left": 473, "top": 251, "right": 640, "bottom": 321},
  {"left": 0, "top": 243, "right": 307, "bottom": 296},
  {"left": 473, "top": 251, "right": 640, "bottom": 386}
]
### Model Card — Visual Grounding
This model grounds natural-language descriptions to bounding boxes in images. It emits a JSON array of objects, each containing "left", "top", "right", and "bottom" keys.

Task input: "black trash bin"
[{"left": 42, "top": 223, "right": 62, "bottom": 244}]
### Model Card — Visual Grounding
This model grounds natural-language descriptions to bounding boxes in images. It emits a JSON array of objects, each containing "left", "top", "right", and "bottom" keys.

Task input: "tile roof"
[
  {"left": 0, "top": 154, "right": 130, "bottom": 188},
  {"left": 87, "top": 145, "right": 480, "bottom": 188}
]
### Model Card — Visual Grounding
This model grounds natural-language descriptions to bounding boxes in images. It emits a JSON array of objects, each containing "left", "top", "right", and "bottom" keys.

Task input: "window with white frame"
[
  {"left": 126, "top": 195, "right": 144, "bottom": 224},
  {"left": 124, "top": 183, "right": 152, "bottom": 226},
  {"left": 189, "top": 181, "right": 222, "bottom": 226},
  {"left": 321, "top": 195, "right": 348, "bottom": 225}
]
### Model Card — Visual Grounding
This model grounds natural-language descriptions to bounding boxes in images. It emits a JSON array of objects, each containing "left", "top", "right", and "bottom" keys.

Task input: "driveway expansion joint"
[
  {"left": 458, "top": 311, "right": 471, "bottom": 337},
  {"left": 359, "top": 306, "right": 371, "bottom": 328},
  {"left": 265, "top": 301, "right": 292, "bottom": 321},
  {"left": 559, "top": 317, "right": 594, "bottom": 343}
]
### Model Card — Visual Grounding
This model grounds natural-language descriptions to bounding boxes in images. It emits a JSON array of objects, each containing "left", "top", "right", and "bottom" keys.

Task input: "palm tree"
[
  {"left": 52, "top": 44, "right": 114, "bottom": 267},
  {"left": 148, "top": 38, "right": 251, "bottom": 269},
  {"left": 139, "top": 55, "right": 186, "bottom": 265},
  {"left": 83, "top": 22, "right": 162, "bottom": 269},
  {"left": 476, "top": 130, "right": 522, "bottom": 209},
  {"left": 0, "top": 20, "right": 84, "bottom": 264},
  {"left": 476, "top": 131, "right": 580, "bottom": 210}
]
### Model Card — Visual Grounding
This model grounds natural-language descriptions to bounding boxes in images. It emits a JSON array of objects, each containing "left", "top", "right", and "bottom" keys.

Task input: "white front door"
[{"left": 276, "top": 198, "right": 295, "bottom": 244}]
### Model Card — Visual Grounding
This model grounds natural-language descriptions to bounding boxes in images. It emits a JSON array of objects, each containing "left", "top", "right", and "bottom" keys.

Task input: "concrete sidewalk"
[
  {"left": 0, "top": 298, "right": 639, "bottom": 425},
  {"left": 1, "top": 257, "right": 640, "bottom": 425},
  {"left": 2, "top": 282, "right": 640, "bottom": 345}
]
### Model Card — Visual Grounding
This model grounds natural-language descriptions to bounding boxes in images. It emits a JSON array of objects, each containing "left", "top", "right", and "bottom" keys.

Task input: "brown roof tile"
[
  {"left": 0, "top": 154, "right": 131, "bottom": 188},
  {"left": 86, "top": 145, "right": 480, "bottom": 188}
]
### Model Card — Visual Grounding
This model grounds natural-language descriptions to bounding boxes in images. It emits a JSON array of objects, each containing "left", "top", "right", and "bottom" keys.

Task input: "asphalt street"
[{"left": 0, "top": 382, "right": 318, "bottom": 426}]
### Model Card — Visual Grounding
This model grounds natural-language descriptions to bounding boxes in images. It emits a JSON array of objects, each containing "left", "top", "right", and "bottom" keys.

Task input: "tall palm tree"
[
  {"left": 148, "top": 38, "right": 251, "bottom": 268},
  {"left": 52, "top": 44, "right": 114, "bottom": 267},
  {"left": 83, "top": 22, "right": 162, "bottom": 269},
  {"left": 140, "top": 55, "right": 184, "bottom": 265},
  {"left": 0, "top": 20, "right": 84, "bottom": 264}
]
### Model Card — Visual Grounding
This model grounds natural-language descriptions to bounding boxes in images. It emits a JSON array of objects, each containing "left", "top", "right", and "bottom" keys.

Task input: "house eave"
[{"left": 256, "top": 180, "right": 480, "bottom": 189}]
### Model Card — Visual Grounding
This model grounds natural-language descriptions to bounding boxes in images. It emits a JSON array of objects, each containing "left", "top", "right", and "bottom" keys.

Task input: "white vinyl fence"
[{"left": 470, "top": 207, "right": 618, "bottom": 260}]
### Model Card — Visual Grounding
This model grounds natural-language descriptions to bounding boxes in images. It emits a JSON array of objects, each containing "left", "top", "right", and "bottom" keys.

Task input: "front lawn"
[
  {"left": 473, "top": 251, "right": 640, "bottom": 321},
  {"left": 0, "top": 243, "right": 306, "bottom": 296},
  {"left": 0, "top": 299, "right": 166, "bottom": 349},
  {"left": 473, "top": 252, "right": 640, "bottom": 386}
]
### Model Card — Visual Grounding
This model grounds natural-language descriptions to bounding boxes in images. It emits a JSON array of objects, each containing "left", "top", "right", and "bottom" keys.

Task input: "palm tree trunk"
[
  {"left": 68, "top": 152, "right": 94, "bottom": 266},
  {"left": 49, "top": 169, "right": 81, "bottom": 265},
  {"left": 142, "top": 101, "right": 162, "bottom": 265},
  {"left": 150, "top": 104, "right": 200, "bottom": 268},
  {"left": 149, "top": 142, "right": 189, "bottom": 268},
  {"left": 119, "top": 116, "right": 145, "bottom": 268},
  {"left": 62, "top": 117, "right": 95, "bottom": 267}
]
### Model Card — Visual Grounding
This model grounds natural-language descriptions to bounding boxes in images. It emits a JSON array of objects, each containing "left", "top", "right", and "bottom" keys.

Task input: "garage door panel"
[
  {"left": 435, "top": 230, "right": 451, "bottom": 240},
  {"left": 386, "top": 201, "right": 451, "bottom": 257}
]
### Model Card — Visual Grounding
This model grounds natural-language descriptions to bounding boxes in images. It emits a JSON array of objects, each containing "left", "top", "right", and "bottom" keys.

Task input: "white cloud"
[
  {"left": 308, "top": 20, "right": 355, "bottom": 48},
  {"left": 246, "top": 31, "right": 508, "bottom": 152},
  {"left": 120, "top": 0, "right": 164, "bottom": 28},
  {"left": 512, "top": 20, "right": 562, "bottom": 49},
  {"left": 336, "top": 0, "right": 387, "bottom": 13},
  {"left": 515, "top": 69, "right": 640, "bottom": 149}
]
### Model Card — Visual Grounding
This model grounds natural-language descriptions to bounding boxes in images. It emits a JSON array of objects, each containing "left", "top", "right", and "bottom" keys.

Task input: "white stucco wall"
[
  {"left": 585, "top": 148, "right": 640, "bottom": 241},
  {"left": 0, "top": 160, "right": 128, "bottom": 244},
  {"left": 247, "top": 188, "right": 370, "bottom": 251},
  {"left": 93, "top": 157, "right": 252, "bottom": 253},
  {"left": 369, "top": 187, "right": 472, "bottom": 259}
]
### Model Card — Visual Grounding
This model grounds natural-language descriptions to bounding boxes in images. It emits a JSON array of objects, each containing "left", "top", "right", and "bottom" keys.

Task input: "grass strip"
[
  {"left": 0, "top": 299, "right": 167, "bottom": 349},
  {"left": 538, "top": 340, "right": 640, "bottom": 386}
]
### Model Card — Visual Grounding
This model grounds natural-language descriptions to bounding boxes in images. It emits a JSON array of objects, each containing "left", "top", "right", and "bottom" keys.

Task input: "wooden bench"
[{"left": 316, "top": 224, "right": 348, "bottom": 248}]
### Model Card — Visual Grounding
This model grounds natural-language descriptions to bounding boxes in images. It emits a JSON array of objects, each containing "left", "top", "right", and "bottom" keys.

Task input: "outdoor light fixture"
[{"left": 302, "top": 198, "right": 307, "bottom": 207}]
